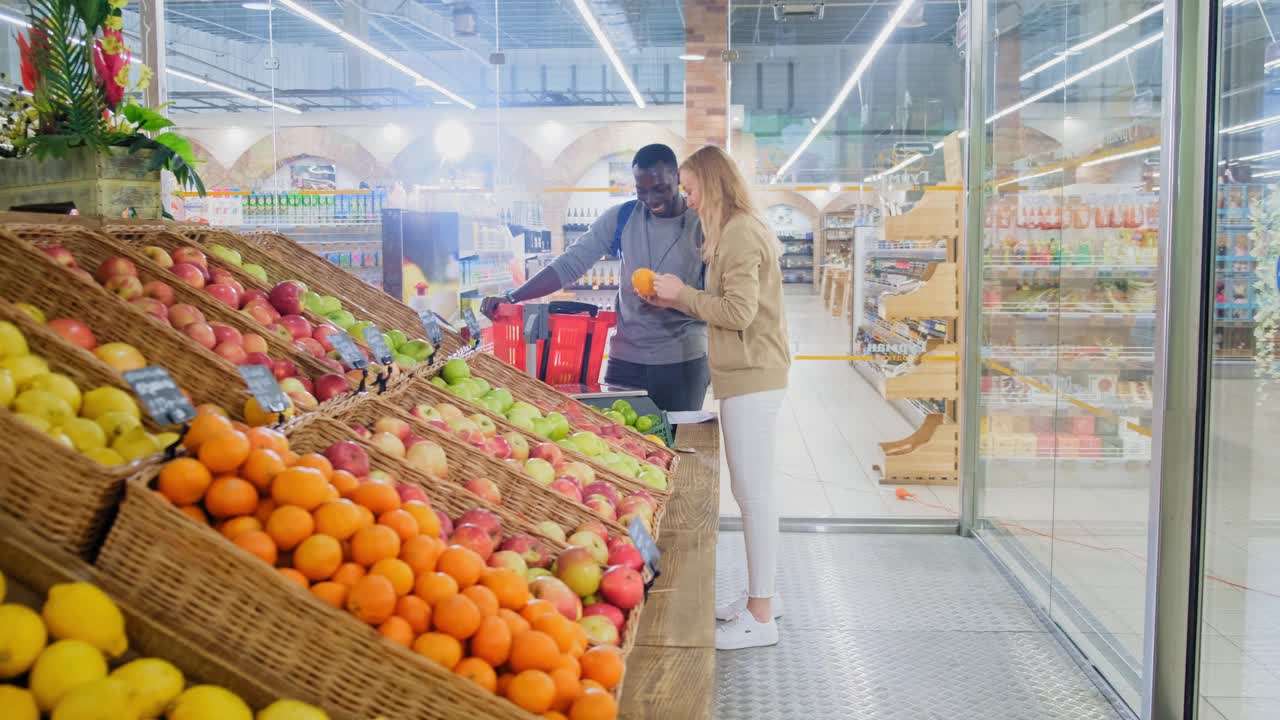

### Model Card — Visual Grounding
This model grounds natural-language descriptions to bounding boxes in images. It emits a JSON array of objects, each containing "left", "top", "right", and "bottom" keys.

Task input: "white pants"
[{"left": 721, "top": 388, "right": 786, "bottom": 598}]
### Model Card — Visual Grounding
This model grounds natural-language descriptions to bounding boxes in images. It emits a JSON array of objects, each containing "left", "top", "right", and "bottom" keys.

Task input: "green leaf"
[
  {"left": 153, "top": 131, "right": 198, "bottom": 169},
  {"left": 122, "top": 103, "right": 175, "bottom": 133},
  {"left": 72, "top": 0, "right": 110, "bottom": 32}
]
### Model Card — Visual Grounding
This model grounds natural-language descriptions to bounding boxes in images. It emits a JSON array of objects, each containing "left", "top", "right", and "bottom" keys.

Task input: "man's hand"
[{"left": 480, "top": 295, "right": 508, "bottom": 320}]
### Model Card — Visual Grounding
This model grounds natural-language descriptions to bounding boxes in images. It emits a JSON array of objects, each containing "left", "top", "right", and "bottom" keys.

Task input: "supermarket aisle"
[
  {"left": 714, "top": 532, "right": 1126, "bottom": 719},
  {"left": 717, "top": 287, "right": 959, "bottom": 519}
]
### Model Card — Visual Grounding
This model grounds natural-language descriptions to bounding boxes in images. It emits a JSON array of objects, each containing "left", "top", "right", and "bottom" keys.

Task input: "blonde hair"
[{"left": 680, "top": 145, "right": 766, "bottom": 263}]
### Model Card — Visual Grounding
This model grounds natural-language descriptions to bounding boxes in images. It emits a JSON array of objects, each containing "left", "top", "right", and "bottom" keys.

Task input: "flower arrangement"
[{"left": 1, "top": 0, "right": 205, "bottom": 195}]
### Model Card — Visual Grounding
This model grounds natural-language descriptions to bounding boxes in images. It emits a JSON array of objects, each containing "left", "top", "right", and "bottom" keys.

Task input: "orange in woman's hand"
[{"left": 631, "top": 268, "right": 655, "bottom": 297}]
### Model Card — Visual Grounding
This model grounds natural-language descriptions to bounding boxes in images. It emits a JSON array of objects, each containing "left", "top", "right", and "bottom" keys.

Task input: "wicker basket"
[
  {"left": 325, "top": 393, "right": 631, "bottom": 545},
  {"left": 385, "top": 379, "right": 669, "bottom": 532},
  {"left": 96, "top": 470, "right": 539, "bottom": 720},
  {"left": 462, "top": 351, "right": 678, "bottom": 475},
  {"left": 0, "top": 512, "right": 285, "bottom": 711},
  {"left": 285, "top": 413, "right": 570, "bottom": 556},
  {"left": 0, "top": 297, "right": 162, "bottom": 559}
]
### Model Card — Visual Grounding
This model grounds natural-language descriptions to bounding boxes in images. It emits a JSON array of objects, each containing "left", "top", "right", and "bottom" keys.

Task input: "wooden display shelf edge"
[
  {"left": 881, "top": 343, "right": 960, "bottom": 401},
  {"left": 883, "top": 188, "right": 961, "bottom": 241},
  {"left": 874, "top": 414, "right": 959, "bottom": 485},
  {"left": 880, "top": 262, "right": 959, "bottom": 320}
]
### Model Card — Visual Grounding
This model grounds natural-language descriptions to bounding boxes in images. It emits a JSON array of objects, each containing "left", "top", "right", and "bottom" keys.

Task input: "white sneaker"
[
  {"left": 716, "top": 611, "right": 779, "bottom": 650},
  {"left": 715, "top": 592, "right": 783, "bottom": 621}
]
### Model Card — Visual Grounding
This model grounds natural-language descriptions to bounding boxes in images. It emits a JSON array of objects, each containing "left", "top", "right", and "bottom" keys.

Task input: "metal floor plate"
[{"left": 715, "top": 533, "right": 1127, "bottom": 720}]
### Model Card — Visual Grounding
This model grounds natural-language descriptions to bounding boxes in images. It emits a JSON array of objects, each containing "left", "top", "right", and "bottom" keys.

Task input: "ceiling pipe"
[{"left": 351, "top": 0, "right": 491, "bottom": 65}]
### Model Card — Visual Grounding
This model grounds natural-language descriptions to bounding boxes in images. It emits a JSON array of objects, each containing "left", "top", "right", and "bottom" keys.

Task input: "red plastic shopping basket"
[{"left": 489, "top": 302, "right": 617, "bottom": 386}]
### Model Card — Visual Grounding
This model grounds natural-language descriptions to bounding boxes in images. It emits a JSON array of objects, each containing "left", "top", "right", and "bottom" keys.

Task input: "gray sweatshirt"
[{"left": 550, "top": 202, "right": 707, "bottom": 365}]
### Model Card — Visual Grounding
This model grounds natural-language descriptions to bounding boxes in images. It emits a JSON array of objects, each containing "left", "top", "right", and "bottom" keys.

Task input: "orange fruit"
[
  {"left": 351, "top": 482, "right": 400, "bottom": 515},
  {"left": 545, "top": 713, "right": 569, "bottom": 720},
  {"left": 294, "top": 533, "right": 343, "bottom": 581},
  {"left": 271, "top": 467, "right": 329, "bottom": 511},
  {"left": 253, "top": 497, "right": 277, "bottom": 526},
  {"left": 198, "top": 430, "right": 251, "bottom": 474},
  {"left": 178, "top": 505, "right": 209, "bottom": 525},
  {"left": 483, "top": 568, "right": 531, "bottom": 610},
  {"left": 158, "top": 458, "right": 213, "bottom": 505},
  {"left": 330, "top": 469, "right": 360, "bottom": 497},
  {"left": 550, "top": 667, "right": 581, "bottom": 712},
  {"left": 454, "top": 657, "right": 498, "bottom": 693},
  {"left": 280, "top": 450, "right": 300, "bottom": 466},
  {"left": 434, "top": 594, "right": 482, "bottom": 640},
  {"left": 509, "top": 630, "right": 560, "bottom": 673},
  {"left": 555, "top": 654, "right": 581, "bottom": 679},
  {"left": 416, "top": 572, "right": 460, "bottom": 606},
  {"left": 183, "top": 412, "right": 234, "bottom": 451},
  {"left": 413, "top": 632, "right": 462, "bottom": 669},
  {"left": 219, "top": 515, "right": 262, "bottom": 540},
  {"left": 279, "top": 567, "right": 310, "bottom": 588},
  {"left": 266, "top": 504, "right": 316, "bottom": 551},
  {"left": 313, "top": 499, "right": 363, "bottom": 540},
  {"left": 246, "top": 426, "right": 289, "bottom": 454},
  {"left": 378, "top": 615, "right": 415, "bottom": 648},
  {"left": 378, "top": 509, "right": 419, "bottom": 542},
  {"left": 241, "top": 448, "right": 286, "bottom": 492},
  {"left": 230, "top": 420, "right": 251, "bottom": 434},
  {"left": 354, "top": 504, "right": 375, "bottom": 530},
  {"left": 579, "top": 680, "right": 606, "bottom": 693},
  {"left": 568, "top": 687, "right": 617, "bottom": 720},
  {"left": 437, "top": 545, "right": 484, "bottom": 588},
  {"left": 351, "top": 524, "right": 401, "bottom": 567},
  {"left": 347, "top": 574, "right": 397, "bottom": 624},
  {"left": 470, "top": 615, "right": 512, "bottom": 667},
  {"left": 400, "top": 535, "right": 444, "bottom": 576},
  {"left": 497, "top": 673, "right": 515, "bottom": 697},
  {"left": 579, "top": 647, "right": 623, "bottom": 690},
  {"left": 233, "top": 530, "right": 277, "bottom": 565},
  {"left": 205, "top": 476, "right": 259, "bottom": 518},
  {"left": 507, "top": 670, "right": 556, "bottom": 714},
  {"left": 521, "top": 599, "right": 560, "bottom": 624},
  {"left": 396, "top": 595, "right": 432, "bottom": 634},
  {"left": 631, "top": 268, "right": 656, "bottom": 297},
  {"left": 463, "top": 585, "right": 500, "bottom": 618},
  {"left": 310, "top": 581, "right": 348, "bottom": 608},
  {"left": 370, "top": 557, "right": 415, "bottom": 597},
  {"left": 535, "top": 613, "right": 584, "bottom": 657},
  {"left": 402, "top": 500, "right": 439, "bottom": 536},
  {"left": 294, "top": 453, "right": 333, "bottom": 479},
  {"left": 499, "top": 608, "right": 532, "bottom": 637},
  {"left": 331, "top": 562, "right": 366, "bottom": 588},
  {"left": 321, "top": 483, "right": 340, "bottom": 503}
]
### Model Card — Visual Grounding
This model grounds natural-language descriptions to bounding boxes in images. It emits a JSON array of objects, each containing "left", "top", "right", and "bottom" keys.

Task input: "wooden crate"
[
  {"left": 874, "top": 414, "right": 959, "bottom": 485},
  {"left": 0, "top": 147, "right": 162, "bottom": 218},
  {"left": 881, "top": 344, "right": 960, "bottom": 401}
]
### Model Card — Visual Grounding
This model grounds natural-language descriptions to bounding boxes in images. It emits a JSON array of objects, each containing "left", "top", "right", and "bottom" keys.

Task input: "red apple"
[
  {"left": 607, "top": 543, "right": 644, "bottom": 572},
  {"left": 96, "top": 256, "right": 137, "bottom": 283},
  {"left": 172, "top": 246, "right": 207, "bottom": 268},
  {"left": 585, "top": 496, "right": 617, "bottom": 520},
  {"left": 42, "top": 245, "right": 78, "bottom": 269},
  {"left": 103, "top": 274, "right": 143, "bottom": 300},
  {"left": 568, "top": 529, "right": 609, "bottom": 565},
  {"left": 374, "top": 416, "right": 412, "bottom": 442},
  {"left": 271, "top": 358, "right": 298, "bottom": 380},
  {"left": 210, "top": 324, "right": 243, "bottom": 347},
  {"left": 209, "top": 267, "right": 237, "bottom": 287},
  {"left": 530, "top": 442, "right": 565, "bottom": 466},
  {"left": 142, "top": 246, "right": 173, "bottom": 269},
  {"left": 324, "top": 440, "right": 369, "bottom": 477},
  {"left": 266, "top": 323, "right": 293, "bottom": 343},
  {"left": 574, "top": 521, "right": 609, "bottom": 545},
  {"left": 268, "top": 281, "right": 307, "bottom": 315},
  {"left": 294, "top": 338, "right": 326, "bottom": 358},
  {"left": 47, "top": 318, "right": 96, "bottom": 351},
  {"left": 205, "top": 283, "right": 241, "bottom": 308},
  {"left": 240, "top": 288, "right": 269, "bottom": 309},
  {"left": 243, "top": 300, "right": 276, "bottom": 326},
  {"left": 317, "top": 356, "right": 344, "bottom": 374},
  {"left": 313, "top": 373, "right": 349, "bottom": 402},
  {"left": 549, "top": 478, "right": 583, "bottom": 504},
  {"left": 142, "top": 280, "right": 175, "bottom": 305},
  {"left": 350, "top": 425, "right": 372, "bottom": 439},
  {"left": 599, "top": 565, "right": 643, "bottom": 610},
  {"left": 370, "top": 432, "right": 406, "bottom": 458},
  {"left": 214, "top": 342, "right": 248, "bottom": 365},
  {"left": 489, "top": 550, "right": 529, "bottom": 574},
  {"left": 500, "top": 534, "right": 550, "bottom": 568},
  {"left": 170, "top": 263, "right": 205, "bottom": 288},
  {"left": 404, "top": 435, "right": 428, "bottom": 449},
  {"left": 450, "top": 527, "right": 494, "bottom": 560},
  {"left": 579, "top": 615, "right": 620, "bottom": 646},
  {"left": 184, "top": 322, "right": 217, "bottom": 350},
  {"left": 484, "top": 435, "right": 512, "bottom": 460},
  {"left": 535, "top": 520, "right": 567, "bottom": 543},
  {"left": 287, "top": 390, "right": 317, "bottom": 412},
  {"left": 128, "top": 297, "right": 169, "bottom": 322},
  {"left": 556, "top": 461, "right": 596, "bottom": 487},
  {"left": 243, "top": 352, "right": 273, "bottom": 369},
  {"left": 435, "top": 510, "right": 454, "bottom": 540},
  {"left": 502, "top": 432, "right": 530, "bottom": 462},
  {"left": 279, "top": 314, "right": 312, "bottom": 340},
  {"left": 397, "top": 484, "right": 430, "bottom": 505},
  {"left": 583, "top": 602, "right": 626, "bottom": 632},
  {"left": 530, "top": 576, "right": 583, "bottom": 621},
  {"left": 242, "top": 333, "right": 269, "bottom": 354},
  {"left": 555, "top": 546, "right": 602, "bottom": 597},
  {"left": 457, "top": 509, "right": 503, "bottom": 543},
  {"left": 312, "top": 325, "right": 340, "bottom": 352},
  {"left": 582, "top": 482, "right": 620, "bottom": 507},
  {"left": 464, "top": 477, "right": 502, "bottom": 505},
  {"left": 616, "top": 496, "right": 656, "bottom": 524}
]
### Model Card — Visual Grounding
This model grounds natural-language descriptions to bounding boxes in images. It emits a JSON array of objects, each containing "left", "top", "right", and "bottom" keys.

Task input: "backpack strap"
[{"left": 611, "top": 200, "right": 638, "bottom": 259}]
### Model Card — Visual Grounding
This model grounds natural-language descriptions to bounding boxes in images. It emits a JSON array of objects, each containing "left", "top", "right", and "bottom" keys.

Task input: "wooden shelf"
[
  {"left": 884, "top": 188, "right": 961, "bottom": 241},
  {"left": 881, "top": 343, "right": 960, "bottom": 401},
  {"left": 874, "top": 414, "right": 959, "bottom": 485},
  {"left": 880, "top": 263, "right": 959, "bottom": 320}
]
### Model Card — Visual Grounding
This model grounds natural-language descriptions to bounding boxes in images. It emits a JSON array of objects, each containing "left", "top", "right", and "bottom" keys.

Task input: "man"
[{"left": 481, "top": 144, "right": 709, "bottom": 411}]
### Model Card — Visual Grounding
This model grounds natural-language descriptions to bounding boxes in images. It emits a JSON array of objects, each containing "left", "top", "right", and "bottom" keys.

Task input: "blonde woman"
[{"left": 649, "top": 145, "right": 790, "bottom": 650}]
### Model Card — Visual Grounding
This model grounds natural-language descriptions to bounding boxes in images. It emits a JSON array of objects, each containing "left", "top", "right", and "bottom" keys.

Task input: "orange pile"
[{"left": 155, "top": 406, "right": 621, "bottom": 720}]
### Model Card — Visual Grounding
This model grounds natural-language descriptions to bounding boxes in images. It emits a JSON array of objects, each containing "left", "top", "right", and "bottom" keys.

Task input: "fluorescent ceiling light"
[
  {"left": 1019, "top": 5, "right": 1163, "bottom": 83},
  {"left": 1079, "top": 145, "right": 1161, "bottom": 168},
  {"left": 774, "top": 0, "right": 916, "bottom": 181},
  {"left": 1267, "top": 58, "right": 1280, "bottom": 71},
  {"left": 1254, "top": 169, "right": 1280, "bottom": 178},
  {"left": 864, "top": 153, "right": 924, "bottom": 183},
  {"left": 1238, "top": 148, "right": 1280, "bottom": 162},
  {"left": 678, "top": 53, "right": 706, "bottom": 61},
  {"left": 273, "top": 0, "right": 474, "bottom": 108},
  {"left": 1221, "top": 113, "right": 1280, "bottom": 134},
  {"left": 996, "top": 167, "right": 1062, "bottom": 188},
  {"left": 569, "top": 0, "right": 645, "bottom": 108},
  {"left": 167, "top": 68, "right": 303, "bottom": 113},
  {"left": 241, "top": 2, "right": 274, "bottom": 10}
]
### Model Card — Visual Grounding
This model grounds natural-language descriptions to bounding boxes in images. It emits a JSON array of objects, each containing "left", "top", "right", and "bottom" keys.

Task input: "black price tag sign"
[
  {"left": 418, "top": 309, "right": 444, "bottom": 347},
  {"left": 362, "top": 326, "right": 394, "bottom": 366},
  {"left": 627, "top": 516, "right": 661, "bottom": 575},
  {"left": 123, "top": 367, "right": 196, "bottom": 425},
  {"left": 238, "top": 364, "right": 289, "bottom": 413},
  {"left": 331, "top": 332, "right": 368, "bottom": 370},
  {"left": 462, "top": 307, "right": 481, "bottom": 346}
]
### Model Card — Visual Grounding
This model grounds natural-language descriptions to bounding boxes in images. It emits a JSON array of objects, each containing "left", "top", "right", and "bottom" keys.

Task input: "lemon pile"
[
  {"left": 0, "top": 570, "right": 328, "bottom": 720},
  {"left": 0, "top": 320, "right": 175, "bottom": 464}
]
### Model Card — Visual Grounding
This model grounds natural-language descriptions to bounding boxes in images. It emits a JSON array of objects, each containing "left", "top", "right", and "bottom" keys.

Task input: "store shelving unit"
[
  {"left": 1214, "top": 183, "right": 1267, "bottom": 360},
  {"left": 818, "top": 206, "right": 877, "bottom": 291},
  {"left": 779, "top": 231, "right": 815, "bottom": 285},
  {"left": 854, "top": 188, "right": 963, "bottom": 485}
]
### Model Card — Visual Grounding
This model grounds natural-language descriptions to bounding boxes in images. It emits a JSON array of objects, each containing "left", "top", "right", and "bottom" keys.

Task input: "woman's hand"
[{"left": 652, "top": 273, "right": 686, "bottom": 302}]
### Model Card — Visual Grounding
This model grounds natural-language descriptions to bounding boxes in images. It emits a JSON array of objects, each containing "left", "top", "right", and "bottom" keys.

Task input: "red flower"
[
  {"left": 15, "top": 28, "right": 43, "bottom": 92},
  {"left": 93, "top": 28, "right": 130, "bottom": 109}
]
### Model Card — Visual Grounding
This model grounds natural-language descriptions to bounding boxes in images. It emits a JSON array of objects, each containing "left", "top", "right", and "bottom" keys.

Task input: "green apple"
[
  {"left": 481, "top": 396, "right": 506, "bottom": 414},
  {"left": 304, "top": 290, "right": 325, "bottom": 312},
  {"left": 392, "top": 352, "right": 418, "bottom": 369},
  {"left": 431, "top": 376, "right": 449, "bottom": 389},
  {"left": 638, "top": 464, "right": 669, "bottom": 490},
  {"left": 441, "top": 358, "right": 471, "bottom": 385},
  {"left": 568, "top": 431, "right": 607, "bottom": 457},
  {"left": 241, "top": 263, "right": 268, "bottom": 283},
  {"left": 611, "top": 399, "right": 633, "bottom": 413},
  {"left": 507, "top": 401, "right": 540, "bottom": 419},
  {"left": 484, "top": 388, "right": 514, "bottom": 413},
  {"left": 622, "top": 408, "right": 638, "bottom": 426},
  {"left": 603, "top": 410, "right": 626, "bottom": 425},
  {"left": 348, "top": 320, "right": 374, "bottom": 338},
  {"left": 325, "top": 309, "right": 357, "bottom": 330},
  {"left": 531, "top": 417, "right": 554, "bottom": 438},
  {"left": 208, "top": 244, "right": 242, "bottom": 266},
  {"left": 546, "top": 412, "right": 570, "bottom": 441},
  {"left": 317, "top": 295, "right": 343, "bottom": 315},
  {"left": 400, "top": 340, "right": 435, "bottom": 362},
  {"left": 635, "top": 415, "right": 657, "bottom": 433},
  {"left": 385, "top": 329, "right": 408, "bottom": 350},
  {"left": 470, "top": 377, "right": 491, "bottom": 396},
  {"left": 509, "top": 413, "right": 536, "bottom": 432}
]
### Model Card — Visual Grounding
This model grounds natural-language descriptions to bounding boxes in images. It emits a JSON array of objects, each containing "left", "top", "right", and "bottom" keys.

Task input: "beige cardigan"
[{"left": 677, "top": 214, "right": 790, "bottom": 400}]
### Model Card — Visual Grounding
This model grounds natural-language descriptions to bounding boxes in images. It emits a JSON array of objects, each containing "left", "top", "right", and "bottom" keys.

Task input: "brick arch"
[
  {"left": 389, "top": 130, "right": 546, "bottom": 190},
  {"left": 186, "top": 138, "right": 232, "bottom": 189},
  {"left": 227, "top": 127, "right": 386, "bottom": 183}
]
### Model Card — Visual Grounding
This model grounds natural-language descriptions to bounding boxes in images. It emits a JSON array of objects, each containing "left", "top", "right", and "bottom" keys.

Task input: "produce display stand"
[{"left": 618, "top": 421, "right": 720, "bottom": 719}]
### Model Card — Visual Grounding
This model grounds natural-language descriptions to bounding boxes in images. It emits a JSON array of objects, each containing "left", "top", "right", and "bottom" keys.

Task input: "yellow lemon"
[
  {"left": 14, "top": 302, "right": 46, "bottom": 323},
  {"left": 154, "top": 431, "right": 181, "bottom": 448},
  {"left": 0, "top": 567, "right": 5, "bottom": 601},
  {"left": 167, "top": 685, "right": 253, "bottom": 720},
  {"left": 96, "top": 410, "right": 142, "bottom": 441},
  {"left": 81, "top": 387, "right": 140, "bottom": 421},
  {"left": 14, "top": 389, "right": 75, "bottom": 426},
  {"left": 112, "top": 427, "right": 162, "bottom": 463},
  {"left": 57, "top": 417, "right": 108, "bottom": 451},
  {"left": 14, "top": 413, "right": 52, "bottom": 433},
  {"left": 244, "top": 396, "right": 294, "bottom": 427},
  {"left": 42, "top": 583, "right": 128, "bottom": 659},
  {"left": 25, "top": 373, "right": 82, "bottom": 413},
  {"left": 111, "top": 657, "right": 185, "bottom": 719},
  {"left": 0, "top": 367, "right": 15, "bottom": 408},
  {"left": 256, "top": 699, "right": 330, "bottom": 720},
  {"left": 0, "top": 603, "right": 47, "bottom": 678},
  {"left": 83, "top": 447, "right": 126, "bottom": 466},
  {"left": 0, "top": 320, "right": 28, "bottom": 359},
  {"left": 50, "top": 677, "right": 131, "bottom": 720},
  {"left": 0, "top": 685, "right": 38, "bottom": 720},
  {"left": 2, "top": 354, "right": 49, "bottom": 387},
  {"left": 29, "top": 639, "right": 107, "bottom": 711}
]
